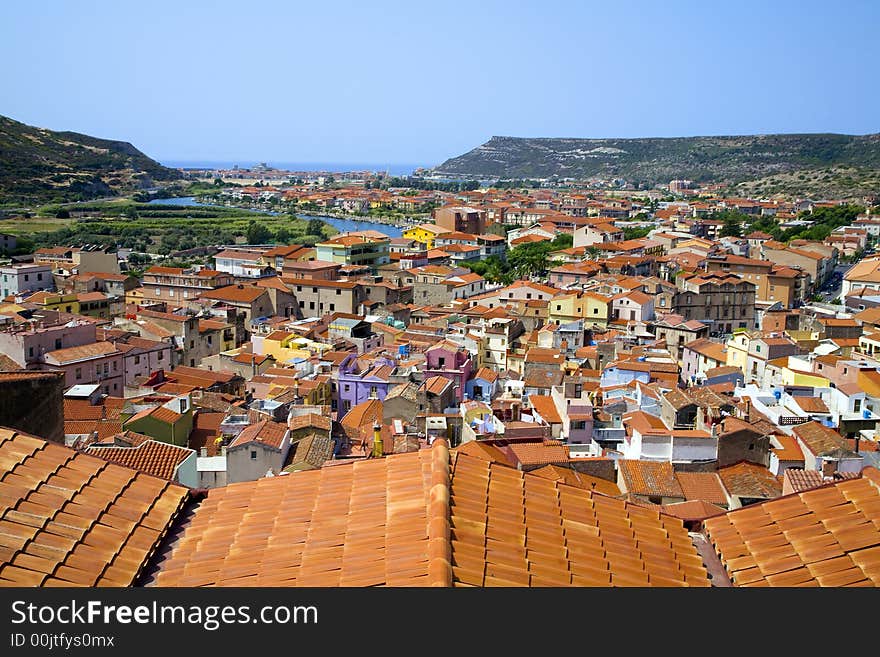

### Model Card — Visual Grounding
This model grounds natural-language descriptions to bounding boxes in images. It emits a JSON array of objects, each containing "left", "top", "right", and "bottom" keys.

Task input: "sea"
[{"left": 161, "top": 160, "right": 425, "bottom": 177}]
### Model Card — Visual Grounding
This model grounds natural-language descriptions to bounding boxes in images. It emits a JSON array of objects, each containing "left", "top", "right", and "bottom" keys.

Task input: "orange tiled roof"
[
  {"left": 153, "top": 440, "right": 710, "bottom": 587},
  {"left": 0, "top": 427, "right": 188, "bottom": 586},
  {"left": 618, "top": 460, "right": 683, "bottom": 498},
  {"left": 85, "top": 440, "right": 194, "bottom": 482},
  {"left": 531, "top": 465, "right": 621, "bottom": 497},
  {"left": 704, "top": 469, "right": 880, "bottom": 586},
  {"left": 675, "top": 472, "right": 728, "bottom": 506},
  {"left": 507, "top": 441, "right": 570, "bottom": 467},
  {"left": 718, "top": 462, "right": 782, "bottom": 500},
  {"left": 229, "top": 421, "right": 287, "bottom": 449},
  {"left": 661, "top": 500, "right": 727, "bottom": 522}
]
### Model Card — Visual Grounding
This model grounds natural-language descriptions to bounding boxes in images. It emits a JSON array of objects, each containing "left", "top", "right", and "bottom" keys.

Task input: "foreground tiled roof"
[
  {"left": 154, "top": 448, "right": 436, "bottom": 586},
  {"left": 85, "top": 440, "right": 194, "bottom": 482},
  {"left": 704, "top": 469, "right": 880, "bottom": 586},
  {"left": 153, "top": 440, "right": 710, "bottom": 587},
  {"left": 449, "top": 451, "right": 709, "bottom": 586},
  {"left": 531, "top": 465, "right": 621, "bottom": 497},
  {"left": 0, "top": 428, "right": 188, "bottom": 586}
]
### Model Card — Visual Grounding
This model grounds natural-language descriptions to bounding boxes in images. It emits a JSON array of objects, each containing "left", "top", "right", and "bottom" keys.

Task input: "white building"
[{"left": 1, "top": 263, "right": 53, "bottom": 298}]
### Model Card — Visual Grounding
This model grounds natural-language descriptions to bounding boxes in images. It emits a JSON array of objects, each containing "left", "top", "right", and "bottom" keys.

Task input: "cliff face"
[
  {"left": 0, "top": 114, "right": 182, "bottom": 205},
  {"left": 431, "top": 133, "right": 880, "bottom": 186}
]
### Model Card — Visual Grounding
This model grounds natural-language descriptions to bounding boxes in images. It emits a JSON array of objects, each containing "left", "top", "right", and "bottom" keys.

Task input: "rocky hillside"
[
  {"left": 431, "top": 134, "right": 880, "bottom": 188},
  {"left": 0, "top": 114, "right": 182, "bottom": 206}
]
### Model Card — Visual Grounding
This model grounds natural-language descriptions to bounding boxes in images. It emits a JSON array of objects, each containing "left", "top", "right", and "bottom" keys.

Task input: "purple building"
[
  {"left": 425, "top": 340, "right": 473, "bottom": 402},
  {"left": 336, "top": 354, "right": 395, "bottom": 418}
]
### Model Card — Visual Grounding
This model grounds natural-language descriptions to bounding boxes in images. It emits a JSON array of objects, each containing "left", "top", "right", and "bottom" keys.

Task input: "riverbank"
[
  {"left": 151, "top": 196, "right": 410, "bottom": 238},
  {"left": 191, "top": 196, "right": 428, "bottom": 230}
]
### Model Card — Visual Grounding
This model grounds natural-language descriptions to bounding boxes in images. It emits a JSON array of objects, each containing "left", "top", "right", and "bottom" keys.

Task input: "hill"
[
  {"left": 0, "top": 114, "right": 182, "bottom": 206},
  {"left": 430, "top": 134, "right": 880, "bottom": 190}
]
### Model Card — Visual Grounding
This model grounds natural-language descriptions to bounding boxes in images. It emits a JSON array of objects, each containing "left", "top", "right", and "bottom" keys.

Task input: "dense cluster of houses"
[{"left": 2, "top": 187, "right": 880, "bottom": 587}]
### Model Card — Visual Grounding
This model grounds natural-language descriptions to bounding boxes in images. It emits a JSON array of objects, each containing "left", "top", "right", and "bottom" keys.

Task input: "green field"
[{"left": 0, "top": 201, "right": 337, "bottom": 256}]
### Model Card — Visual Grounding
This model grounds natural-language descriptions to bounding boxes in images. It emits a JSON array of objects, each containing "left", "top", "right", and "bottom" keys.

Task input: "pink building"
[
  {"left": 424, "top": 340, "right": 473, "bottom": 402},
  {"left": 42, "top": 341, "right": 124, "bottom": 395},
  {"left": 0, "top": 319, "right": 97, "bottom": 368}
]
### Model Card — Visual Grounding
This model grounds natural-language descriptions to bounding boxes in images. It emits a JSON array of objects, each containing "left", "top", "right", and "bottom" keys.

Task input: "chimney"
[
  {"left": 372, "top": 421, "right": 383, "bottom": 458},
  {"left": 854, "top": 435, "right": 861, "bottom": 453}
]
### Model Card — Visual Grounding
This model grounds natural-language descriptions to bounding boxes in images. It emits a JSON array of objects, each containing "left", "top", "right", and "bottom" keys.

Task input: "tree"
[
  {"left": 623, "top": 226, "right": 651, "bottom": 240},
  {"left": 55, "top": 208, "right": 70, "bottom": 219},
  {"left": 720, "top": 216, "right": 743, "bottom": 237},
  {"left": 306, "top": 218, "right": 325, "bottom": 236},
  {"left": 275, "top": 227, "right": 291, "bottom": 244},
  {"left": 246, "top": 221, "right": 272, "bottom": 244},
  {"left": 508, "top": 241, "right": 553, "bottom": 279},
  {"left": 213, "top": 177, "right": 224, "bottom": 186}
]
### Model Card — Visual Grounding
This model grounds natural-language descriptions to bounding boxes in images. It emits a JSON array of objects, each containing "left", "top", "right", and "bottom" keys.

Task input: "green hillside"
[{"left": 0, "top": 114, "right": 182, "bottom": 206}]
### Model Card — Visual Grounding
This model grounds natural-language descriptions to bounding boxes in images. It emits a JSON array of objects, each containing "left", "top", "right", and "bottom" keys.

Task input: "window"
[
  {"left": 309, "top": 301, "right": 315, "bottom": 310},
  {"left": 75, "top": 367, "right": 82, "bottom": 380},
  {"left": 155, "top": 288, "right": 161, "bottom": 296},
  {"left": 296, "top": 285, "right": 302, "bottom": 292},
  {"left": 336, "top": 289, "right": 341, "bottom": 295},
  {"left": 28, "top": 346, "right": 34, "bottom": 358},
  {"left": 556, "top": 304, "right": 562, "bottom": 311},
  {"left": 250, "top": 450, "right": 258, "bottom": 460},
  {"left": 113, "top": 361, "right": 117, "bottom": 371},
  {"left": 103, "top": 363, "right": 109, "bottom": 374},
  {"left": 344, "top": 384, "right": 350, "bottom": 392},
  {"left": 23, "top": 275, "right": 28, "bottom": 282},
  {"left": 438, "top": 357, "right": 446, "bottom": 368},
  {"left": 37, "top": 273, "right": 42, "bottom": 281},
  {"left": 329, "top": 304, "right": 335, "bottom": 311},
  {"left": 134, "top": 355, "right": 141, "bottom": 365},
  {"left": 370, "top": 385, "right": 378, "bottom": 396},
  {"left": 158, "top": 351, "right": 163, "bottom": 361},
  {"left": 755, "top": 344, "right": 761, "bottom": 353},
  {"left": 854, "top": 399, "right": 862, "bottom": 412}
]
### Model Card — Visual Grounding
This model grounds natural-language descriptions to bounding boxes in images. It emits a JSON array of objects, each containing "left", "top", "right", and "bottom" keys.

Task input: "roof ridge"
[{"left": 427, "top": 438, "right": 452, "bottom": 587}]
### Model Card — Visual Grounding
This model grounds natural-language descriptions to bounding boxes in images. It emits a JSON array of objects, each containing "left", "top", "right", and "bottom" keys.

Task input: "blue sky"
[{"left": 1, "top": 0, "right": 878, "bottom": 167}]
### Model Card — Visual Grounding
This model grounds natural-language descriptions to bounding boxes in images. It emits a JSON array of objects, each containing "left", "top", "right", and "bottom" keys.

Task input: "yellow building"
[
  {"left": 258, "top": 330, "right": 330, "bottom": 366},
  {"left": 725, "top": 329, "right": 754, "bottom": 375},
  {"left": 401, "top": 223, "right": 452, "bottom": 250},
  {"left": 24, "top": 291, "right": 79, "bottom": 314},
  {"left": 547, "top": 291, "right": 611, "bottom": 328},
  {"left": 125, "top": 286, "right": 147, "bottom": 306}
]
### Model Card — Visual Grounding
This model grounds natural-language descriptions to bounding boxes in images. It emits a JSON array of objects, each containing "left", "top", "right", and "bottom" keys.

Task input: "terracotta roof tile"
[
  {"left": 507, "top": 441, "right": 570, "bottom": 467},
  {"left": 675, "top": 472, "right": 729, "bottom": 506},
  {"left": 661, "top": 500, "right": 727, "bottom": 522},
  {"left": 531, "top": 465, "right": 621, "bottom": 497},
  {"left": 718, "top": 462, "right": 782, "bottom": 500},
  {"left": 229, "top": 421, "right": 288, "bottom": 450},
  {"left": 618, "top": 460, "right": 683, "bottom": 498},
  {"left": 704, "top": 469, "right": 880, "bottom": 587},
  {"left": 85, "top": 441, "right": 194, "bottom": 482},
  {"left": 153, "top": 439, "right": 711, "bottom": 587},
  {"left": 0, "top": 427, "right": 188, "bottom": 587}
]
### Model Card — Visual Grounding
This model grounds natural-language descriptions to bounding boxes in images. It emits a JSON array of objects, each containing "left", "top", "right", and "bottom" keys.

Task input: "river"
[{"left": 147, "top": 196, "right": 404, "bottom": 237}]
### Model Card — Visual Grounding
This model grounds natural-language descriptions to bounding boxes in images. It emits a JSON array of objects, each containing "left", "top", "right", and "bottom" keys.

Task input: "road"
[{"left": 818, "top": 263, "right": 853, "bottom": 303}]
